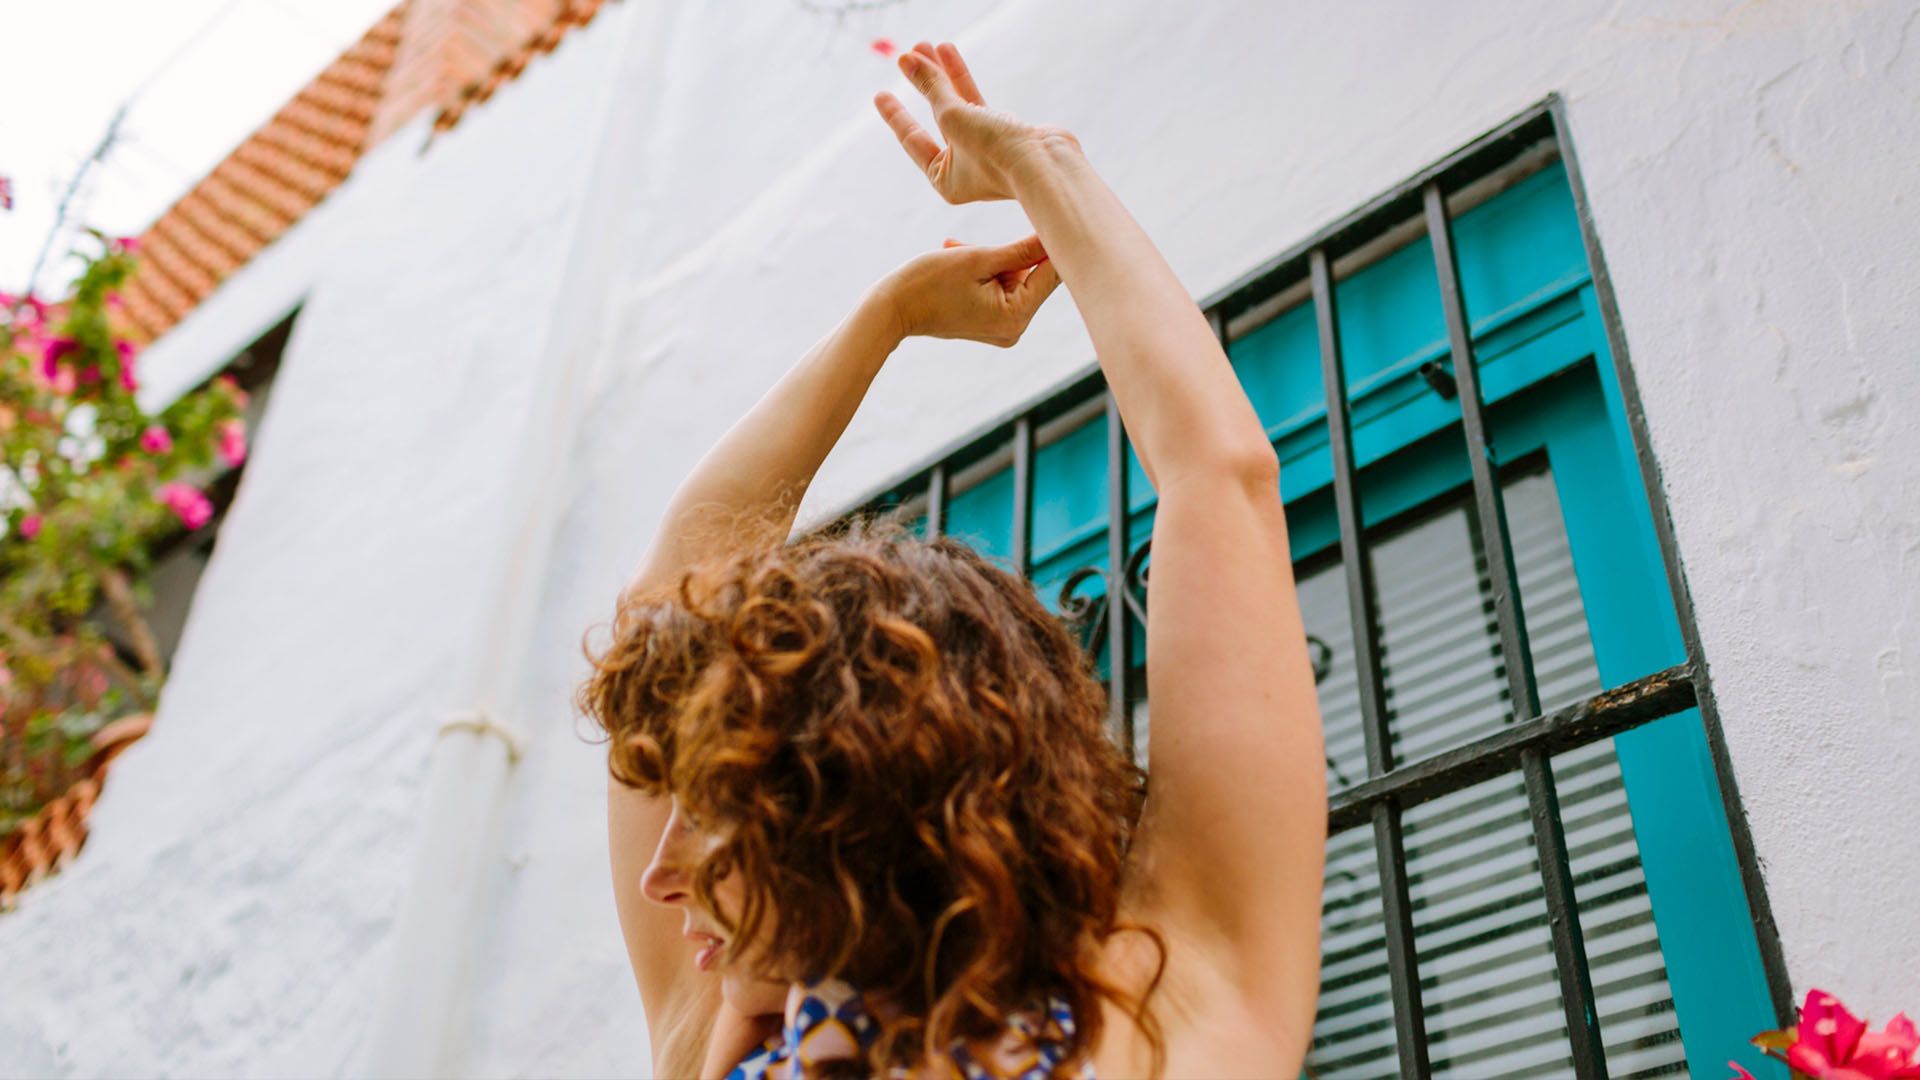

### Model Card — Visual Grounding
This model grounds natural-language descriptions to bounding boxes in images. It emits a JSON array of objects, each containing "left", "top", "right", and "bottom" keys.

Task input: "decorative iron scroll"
[
  {"left": 1056, "top": 536, "right": 1336, "bottom": 686},
  {"left": 1056, "top": 537, "right": 1152, "bottom": 657}
]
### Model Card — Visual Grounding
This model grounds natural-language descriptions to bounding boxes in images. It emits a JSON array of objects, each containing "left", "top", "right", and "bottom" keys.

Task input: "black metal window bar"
[{"left": 851, "top": 97, "right": 1791, "bottom": 1078}]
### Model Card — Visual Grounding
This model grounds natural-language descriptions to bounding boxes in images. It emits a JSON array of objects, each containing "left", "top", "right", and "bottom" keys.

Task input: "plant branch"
[{"left": 94, "top": 565, "right": 164, "bottom": 681}]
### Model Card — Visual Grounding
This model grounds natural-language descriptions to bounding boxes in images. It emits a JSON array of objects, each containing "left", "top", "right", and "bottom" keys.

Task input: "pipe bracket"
[{"left": 437, "top": 710, "right": 523, "bottom": 765}]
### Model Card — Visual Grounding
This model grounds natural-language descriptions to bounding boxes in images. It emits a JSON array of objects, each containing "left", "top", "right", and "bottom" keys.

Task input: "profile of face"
[{"left": 640, "top": 797, "right": 789, "bottom": 1017}]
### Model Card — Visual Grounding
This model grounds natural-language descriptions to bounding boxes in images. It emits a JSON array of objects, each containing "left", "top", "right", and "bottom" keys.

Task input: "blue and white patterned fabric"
[{"left": 726, "top": 978, "right": 1090, "bottom": 1080}]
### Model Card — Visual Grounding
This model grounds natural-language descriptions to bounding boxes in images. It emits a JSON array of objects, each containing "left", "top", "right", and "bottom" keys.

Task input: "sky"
[{"left": 0, "top": 0, "right": 401, "bottom": 297}]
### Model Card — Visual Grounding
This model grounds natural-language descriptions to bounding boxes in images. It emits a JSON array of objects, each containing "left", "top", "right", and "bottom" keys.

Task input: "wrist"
[
  {"left": 1006, "top": 128, "right": 1085, "bottom": 193},
  {"left": 856, "top": 281, "right": 911, "bottom": 351}
]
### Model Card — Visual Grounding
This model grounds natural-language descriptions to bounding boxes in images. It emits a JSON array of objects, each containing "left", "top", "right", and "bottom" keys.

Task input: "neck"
[{"left": 701, "top": 1002, "right": 783, "bottom": 1078}]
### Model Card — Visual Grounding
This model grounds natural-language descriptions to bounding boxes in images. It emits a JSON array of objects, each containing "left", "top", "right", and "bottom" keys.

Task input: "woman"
[{"left": 580, "top": 42, "right": 1326, "bottom": 1078}]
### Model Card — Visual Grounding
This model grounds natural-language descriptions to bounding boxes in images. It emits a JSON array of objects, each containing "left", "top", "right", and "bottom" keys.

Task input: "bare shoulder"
[{"left": 1090, "top": 918, "right": 1308, "bottom": 1078}]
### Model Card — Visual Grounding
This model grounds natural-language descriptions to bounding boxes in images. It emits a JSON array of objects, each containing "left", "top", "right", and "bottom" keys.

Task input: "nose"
[{"left": 639, "top": 805, "right": 694, "bottom": 906}]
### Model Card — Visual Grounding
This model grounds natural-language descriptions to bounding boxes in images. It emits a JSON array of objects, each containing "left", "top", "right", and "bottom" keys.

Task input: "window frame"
[{"left": 839, "top": 97, "right": 1792, "bottom": 1079}]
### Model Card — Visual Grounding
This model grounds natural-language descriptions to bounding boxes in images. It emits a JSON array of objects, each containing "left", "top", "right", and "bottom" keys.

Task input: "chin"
[{"left": 721, "top": 970, "right": 790, "bottom": 1018}]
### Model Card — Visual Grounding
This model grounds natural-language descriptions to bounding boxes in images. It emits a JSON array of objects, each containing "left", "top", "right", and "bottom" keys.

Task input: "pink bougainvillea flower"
[
  {"left": 1726, "top": 1063, "right": 1756, "bottom": 1080},
  {"left": 216, "top": 417, "right": 248, "bottom": 468},
  {"left": 870, "top": 37, "right": 897, "bottom": 57},
  {"left": 1791, "top": 989, "right": 1871, "bottom": 1077},
  {"left": 139, "top": 424, "right": 173, "bottom": 455},
  {"left": 115, "top": 340, "right": 140, "bottom": 390},
  {"left": 156, "top": 482, "right": 213, "bottom": 530},
  {"left": 0, "top": 174, "right": 13, "bottom": 211},
  {"left": 19, "top": 513, "right": 43, "bottom": 540},
  {"left": 115, "top": 235, "right": 140, "bottom": 253},
  {"left": 106, "top": 292, "right": 124, "bottom": 310},
  {"left": 1854, "top": 1013, "right": 1920, "bottom": 1079},
  {"left": 1779, "top": 990, "right": 1920, "bottom": 1080},
  {"left": 214, "top": 373, "right": 251, "bottom": 409},
  {"left": 11, "top": 293, "right": 47, "bottom": 328},
  {"left": 41, "top": 336, "right": 78, "bottom": 379},
  {"left": 80, "top": 364, "right": 102, "bottom": 385},
  {"left": 51, "top": 366, "right": 76, "bottom": 395}
]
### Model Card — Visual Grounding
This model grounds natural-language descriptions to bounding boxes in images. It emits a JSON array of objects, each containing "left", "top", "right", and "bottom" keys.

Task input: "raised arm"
[
  {"left": 880, "top": 43, "right": 1327, "bottom": 1058},
  {"left": 604, "top": 235, "right": 1060, "bottom": 1074}
]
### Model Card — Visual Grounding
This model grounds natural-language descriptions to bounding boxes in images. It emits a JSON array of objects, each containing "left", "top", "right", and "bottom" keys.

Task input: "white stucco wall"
[
  {"left": 0, "top": 9, "right": 633, "bottom": 1076},
  {"left": 2, "top": 1, "right": 1914, "bottom": 1076}
]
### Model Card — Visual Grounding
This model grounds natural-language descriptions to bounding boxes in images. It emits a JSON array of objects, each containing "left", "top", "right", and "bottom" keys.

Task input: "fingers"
[
  {"left": 874, "top": 92, "right": 941, "bottom": 174},
  {"left": 964, "top": 234, "right": 1053, "bottom": 301},
  {"left": 934, "top": 234, "right": 1047, "bottom": 287},
  {"left": 948, "top": 235, "right": 1011, "bottom": 284},
  {"left": 974, "top": 233, "right": 1048, "bottom": 273},
  {"left": 898, "top": 46, "right": 963, "bottom": 111},
  {"left": 935, "top": 42, "right": 986, "bottom": 106},
  {"left": 1014, "top": 257, "right": 1062, "bottom": 310}
]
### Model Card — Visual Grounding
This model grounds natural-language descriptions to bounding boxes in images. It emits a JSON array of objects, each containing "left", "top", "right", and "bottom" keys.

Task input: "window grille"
[
  {"left": 847, "top": 97, "right": 1789, "bottom": 1079},
  {"left": 1307, "top": 466, "right": 1688, "bottom": 1076}
]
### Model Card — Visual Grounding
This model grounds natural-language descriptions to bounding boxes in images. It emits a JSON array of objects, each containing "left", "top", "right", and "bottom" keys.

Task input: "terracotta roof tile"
[
  {"left": 253, "top": 124, "right": 361, "bottom": 180},
  {"left": 126, "top": 237, "right": 198, "bottom": 323},
  {"left": 200, "top": 170, "right": 297, "bottom": 244},
  {"left": 529, "top": 23, "right": 565, "bottom": 54},
  {"left": 116, "top": 3, "right": 407, "bottom": 342},
  {"left": 120, "top": 286, "right": 172, "bottom": 341},
  {"left": 229, "top": 141, "right": 338, "bottom": 204},
  {"left": 167, "top": 198, "right": 253, "bottom": 277},
  {"left": 211, "top": 155, "right": 314, "bottom": 224},
  {"left": 320, "top": 57, "right": 390, "bottom": 99},
  {"left": 172, "top": 189, "right": 257, "bottom": 256},
  {"left": 275, "top": 96, "right": 372, "bottom": 150},
  {"left": 146, "top": 219, "right": 224, "bottom": 297},
  {"left": 347, "top": 29, "right": 401, "bottom": 69},
  {"left": 429, "top": 0, "right": 614, "bottom": 136},
  {"left": 117, "top": 0, "right": 616, "bottom": 345},
  {"left": 299, "top": 79, "right": 379, "bottom": 127}
]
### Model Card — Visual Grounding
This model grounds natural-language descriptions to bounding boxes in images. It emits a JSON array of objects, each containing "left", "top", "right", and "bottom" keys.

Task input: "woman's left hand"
[{"left": 874, "top": 234, "right": 1062, "bottom": 348}]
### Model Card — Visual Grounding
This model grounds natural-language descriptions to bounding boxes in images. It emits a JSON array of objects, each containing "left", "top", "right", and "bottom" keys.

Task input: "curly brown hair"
[{"left": 576, "top": 517, "right": 1165, "bottom": 1076}]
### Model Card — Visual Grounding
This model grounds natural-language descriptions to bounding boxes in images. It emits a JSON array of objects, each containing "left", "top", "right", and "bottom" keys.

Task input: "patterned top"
[{"left": 726, "top": 978, "right": 1092, "bottom": 1080}]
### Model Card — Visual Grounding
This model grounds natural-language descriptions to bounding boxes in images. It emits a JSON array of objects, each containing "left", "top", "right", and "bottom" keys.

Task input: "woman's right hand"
[{"left": 873, "top": 42, "right": 1078, "bottom": 204}]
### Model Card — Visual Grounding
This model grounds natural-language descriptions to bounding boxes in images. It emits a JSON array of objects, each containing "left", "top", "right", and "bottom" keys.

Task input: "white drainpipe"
[
  {"left": 358, "top": 1, "right": 677, "bottom": 1074},
  {"left": 359, "top": 709, "right": 520, "bottom": 1077}
]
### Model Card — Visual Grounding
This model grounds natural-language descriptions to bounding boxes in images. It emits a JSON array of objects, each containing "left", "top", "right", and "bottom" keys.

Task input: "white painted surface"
[
  {"left": 1, "top": 0, "right": 1914, "bottom": 1075},
  {"left": 0, "top": 11, "right": 634, "bottom": 1076}
]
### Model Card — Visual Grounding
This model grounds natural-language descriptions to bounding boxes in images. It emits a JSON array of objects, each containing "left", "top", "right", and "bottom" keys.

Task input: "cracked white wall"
[{"left": 0, "top": 1, "right": 1913, "bottom": 1075}]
